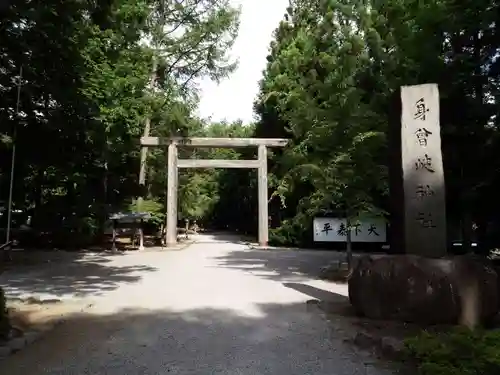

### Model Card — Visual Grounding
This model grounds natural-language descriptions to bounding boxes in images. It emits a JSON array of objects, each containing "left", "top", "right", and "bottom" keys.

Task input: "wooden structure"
[
  {"left": 109, "top": 212, "right": 151, "bottom": 251},
  {"left": 140, "top": 136, "right": 288, "bottom": 247}
]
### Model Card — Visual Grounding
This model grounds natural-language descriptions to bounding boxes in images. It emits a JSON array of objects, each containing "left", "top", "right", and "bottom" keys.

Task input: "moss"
[{"left": 405, "top": 327, "right": 500, "bottom": 375}]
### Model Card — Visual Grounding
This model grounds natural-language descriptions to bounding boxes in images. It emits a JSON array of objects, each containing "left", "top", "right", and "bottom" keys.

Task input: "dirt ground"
[{"left": 5, "top": 299, "right": 91, "bottom": 339}]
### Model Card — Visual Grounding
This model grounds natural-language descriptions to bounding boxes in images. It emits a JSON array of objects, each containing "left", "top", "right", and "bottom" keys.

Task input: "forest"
[{"left": 1, "top": 0, "right": 500, "bottom": 253}]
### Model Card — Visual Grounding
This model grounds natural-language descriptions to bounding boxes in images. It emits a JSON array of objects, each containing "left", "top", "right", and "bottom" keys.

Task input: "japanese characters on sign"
[
  {"left": 415, "top": 127, "right": 432, "bottom": 146},
  {"left": 414, "top": 98, "right": 430, "bottom": 121},
  {"left": 313, "top": 217, "right": 387, "bottom": 243},
  {"left": 412, "top": 96, "right": 438, "bottom": 229},
  {"left": 415, "top": 153, "right": 435, "bottom": 172},
  {"left": 415, "top": 184, "right": 434, "bottom": 199},
  {"left": 401, "top": 84, "right": 446, "bottom": 256}
]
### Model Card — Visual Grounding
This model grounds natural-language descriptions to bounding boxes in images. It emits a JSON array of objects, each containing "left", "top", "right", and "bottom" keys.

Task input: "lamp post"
[{"left": 5, "top": 65, "right": 23, "bottom": 247}]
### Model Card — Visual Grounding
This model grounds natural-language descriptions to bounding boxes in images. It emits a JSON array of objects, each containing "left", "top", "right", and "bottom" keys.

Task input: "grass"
[{"left": 405, "top": 327, "right": 500, "bottom": 375}]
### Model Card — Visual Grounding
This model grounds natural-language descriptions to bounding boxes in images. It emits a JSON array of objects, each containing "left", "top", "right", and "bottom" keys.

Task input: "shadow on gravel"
[
  {"left": 283, "top": 282, "right": 349, "bottom": 303},
  {"left": 213, "top": 247, "right": 344, "bottom": 281},
  {"left": 0, "top": 303, "right": 397, "bottom": 375},
  {"left": 0, "top": 253, "right": 158, "bottom": 299},
  {"left": 192, "top": 231, "right": 256, "bottom": 244},
  {"left": 283, "top": 282, "right": 358, "bottom": 319}
]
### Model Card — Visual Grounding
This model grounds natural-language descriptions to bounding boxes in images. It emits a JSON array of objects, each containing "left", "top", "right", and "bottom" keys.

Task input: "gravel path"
[{"left": 0, "top": 234, "right": 395, "bottom": 374}]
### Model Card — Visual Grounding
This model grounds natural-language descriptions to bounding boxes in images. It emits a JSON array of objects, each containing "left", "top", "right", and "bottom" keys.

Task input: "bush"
[
  {"left": 128, "top": 199, "right": 165, "bottom": 229},
  {"left": 269, "top": 218, "right": 310, "bottom": 247},
  {"left": 0, "top": 287, "right": 9, "bottom": 340},
  {"left": 405, "top": 328, "right": 500, "bottom": 375}
]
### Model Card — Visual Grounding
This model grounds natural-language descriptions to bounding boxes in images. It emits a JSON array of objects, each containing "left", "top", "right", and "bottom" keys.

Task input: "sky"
[{"left": 195, "top": 0, "right": 290, "bottom": 124}]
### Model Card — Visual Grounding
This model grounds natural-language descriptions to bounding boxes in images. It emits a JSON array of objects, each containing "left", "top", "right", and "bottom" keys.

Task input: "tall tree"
[
  {"left": 0, "top": 0, "right": 241, "bottom": 247},
  {"left": 137, "top": 0, "right": 240, "bottom": 212},
  {"left": 252, "top": 0, "right": 388, "bottom": 249},
  {"left": 250, "top": 0, "right": 500, "bottom": 252}
]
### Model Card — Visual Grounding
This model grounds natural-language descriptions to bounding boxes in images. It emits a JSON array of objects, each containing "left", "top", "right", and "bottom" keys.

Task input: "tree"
[
  {"left": 3, "top": 0, "right": 500, "bottom": 260},
  {"left": 251, "top": 0, "right": 388, "bottom": 254},
  {"left": 0, "top": 0, "right": 241, "bottom": 247},
  {"left": 248, "top": 0, "right": 500, "bottom": 257},
  {"left": 137, "top": 0, "right": 240, "bottom": 213}
]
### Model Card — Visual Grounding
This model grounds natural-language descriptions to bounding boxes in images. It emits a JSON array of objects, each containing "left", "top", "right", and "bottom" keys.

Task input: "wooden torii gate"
[{"left": 140, "top": 136, "right": 288, "bottom": 247}]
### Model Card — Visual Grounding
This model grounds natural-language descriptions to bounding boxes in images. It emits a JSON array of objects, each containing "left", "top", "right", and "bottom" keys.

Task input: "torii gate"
[{"left": 140, "top": 136, "right": 288, "bottom": 247}]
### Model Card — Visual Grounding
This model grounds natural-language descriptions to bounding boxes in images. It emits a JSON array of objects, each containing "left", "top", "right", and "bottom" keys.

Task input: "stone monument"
[{"left": 389, "top": 83, "right": 447, "bottom": 257}]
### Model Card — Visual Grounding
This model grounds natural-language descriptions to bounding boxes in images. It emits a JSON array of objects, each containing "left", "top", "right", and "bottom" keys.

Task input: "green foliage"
[
  {"left": 128, "top": 199, "right": 165, "bottom": 227},
  {"left": 240, "top": 0, "right": 500, "bottom": 248},
  {"left": 0, "top": 0, "right": 240, "bottom": 247},
  {"left": 0, "top": 287, "right": 9, "bottom": 340},
  {"left": 405, "top": 328, "right": 500, "bottom": 375},
  {"left": 176, "top": 121, "right": 254, "bottom": 226},
  {"left": 269, "top": 218, "right": 310, "bottom": 247},
  {"left": 179, "top": 172, "right": 218, "bottom": 220},
  {"left": 2, "top": 0, "right": 500, "bottom": 252},
  {"left": 250, "top": 0, "right": 391, "bottom": 246}
]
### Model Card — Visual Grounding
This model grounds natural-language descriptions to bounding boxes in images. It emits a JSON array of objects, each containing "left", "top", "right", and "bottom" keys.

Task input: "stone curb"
[
  {"left": 142, "top": 240, "right": 195, "bottom": 252},
  {"left": 248, "top": 244, "right": 313, "bottom": 251},
  {"left": 0, "top": 303, "right": 93, "bottom": 361},
  {"left": 170, "top": 240, "right": 195, "bottom": 250}
]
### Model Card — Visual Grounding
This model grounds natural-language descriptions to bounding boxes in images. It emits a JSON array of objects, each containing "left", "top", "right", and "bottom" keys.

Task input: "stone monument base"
[{"left": 348, "top": 254, "right": 498, "bottom": 326}]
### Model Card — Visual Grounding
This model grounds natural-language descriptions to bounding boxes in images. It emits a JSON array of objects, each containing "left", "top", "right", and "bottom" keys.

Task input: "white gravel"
[{"left": 0, "top": 234, "right": 395, "bottom": 374}]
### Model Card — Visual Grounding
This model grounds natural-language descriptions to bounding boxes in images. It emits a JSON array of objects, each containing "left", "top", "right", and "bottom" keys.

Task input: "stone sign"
[{"left": 400, "top": 83, "right": 446, "bottom": 257}]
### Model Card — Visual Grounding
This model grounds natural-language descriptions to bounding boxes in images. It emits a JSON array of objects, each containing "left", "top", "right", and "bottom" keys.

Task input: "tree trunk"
[
  {"left": 475, "top": 218, "right": 489, "bottom": 256},
  {"left": 346, "top": 217, "right": 353, "bottom": 269},
  {"left": 459, "top": 161, "right": 473, "bottom": 254},
  {"left": 459, "top": 30, "right": 484, "bottom": 257},
  {"left": 101, "top": 156, "right": 109, "bottom": 235},
  {"left": 32, "top": 168, "right": 43, "bottom": 229},
  {"left": 137, "top": 57, "right": 158, "bottom": 212},
  {"left": 461, "top": 213, "right": 473, "bottom": 254}
]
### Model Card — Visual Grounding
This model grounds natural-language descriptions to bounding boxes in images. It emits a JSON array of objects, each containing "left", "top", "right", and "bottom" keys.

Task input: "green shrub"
[
  {"left": 0, "top": 287, "right": 10, "bottom": 340},
  {"left": 128, "top": 199, "right": 165, "bottom": 228},
  {"left": 405, "top": 328, "right": 500, "bottom": 375},
  {"left": 269, "top": 218, "right": 310, "bottom": 247}
]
